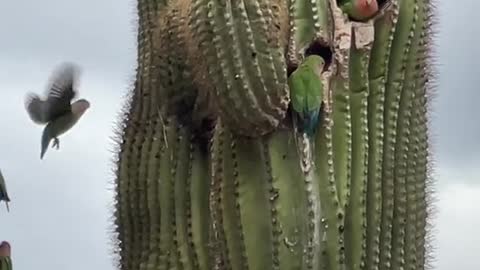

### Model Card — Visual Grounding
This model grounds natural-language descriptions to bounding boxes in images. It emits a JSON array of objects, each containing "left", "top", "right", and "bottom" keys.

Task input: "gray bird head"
[{"left": 71, "top": 99, "right": 90, "bottom": 116}]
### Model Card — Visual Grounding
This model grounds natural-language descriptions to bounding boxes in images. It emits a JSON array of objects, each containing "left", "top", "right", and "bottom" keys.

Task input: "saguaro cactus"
[{"left": 112, "top": 0, "right": 435, "bottom": 270}]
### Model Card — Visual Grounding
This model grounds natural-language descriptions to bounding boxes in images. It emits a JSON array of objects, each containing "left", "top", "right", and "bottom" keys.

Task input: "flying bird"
[
  {"left": 24, "top": 62, "right": 90, "bottom": 159},
  {"left": 0, "top": 169, "right": 10, "bottom": 212}
]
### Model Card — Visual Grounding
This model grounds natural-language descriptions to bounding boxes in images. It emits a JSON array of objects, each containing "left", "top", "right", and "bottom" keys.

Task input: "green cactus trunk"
[{"left": 113, "top": 0, "right": 434, "bottom": 270}]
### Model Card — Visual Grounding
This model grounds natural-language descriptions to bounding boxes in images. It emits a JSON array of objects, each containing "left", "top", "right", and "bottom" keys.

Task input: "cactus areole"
[{"left": 112, "top": 0, "right": 435, "bottom": 270}]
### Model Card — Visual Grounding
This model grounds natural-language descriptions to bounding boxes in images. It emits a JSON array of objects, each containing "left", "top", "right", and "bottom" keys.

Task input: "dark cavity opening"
[
  {"left": 377, "top": 0, "right": 391, "bottom": 9},
  {"left": 287, "top": 41, "right": 333, "bottom": 76},
  {"left": 304, "top": 41, "right": 333, "bottom": 71},
  {"left": 335, "top": 0, "right": 390, "bottom": 7}
]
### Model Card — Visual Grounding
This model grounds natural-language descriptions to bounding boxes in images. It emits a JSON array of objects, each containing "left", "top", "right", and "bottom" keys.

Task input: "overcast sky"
[{"left": 0, "top": 0, "right": 478, "bottom": 269}]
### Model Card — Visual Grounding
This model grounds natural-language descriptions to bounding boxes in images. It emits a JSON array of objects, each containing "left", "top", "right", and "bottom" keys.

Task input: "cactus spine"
[{"left": 113, "top": 0, "right": 435, "bottom": 270}]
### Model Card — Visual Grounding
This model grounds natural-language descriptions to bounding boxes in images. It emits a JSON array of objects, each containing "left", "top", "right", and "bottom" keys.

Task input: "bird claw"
[{"left": 52, "top": 138, "right": 60, "bottom": 149}]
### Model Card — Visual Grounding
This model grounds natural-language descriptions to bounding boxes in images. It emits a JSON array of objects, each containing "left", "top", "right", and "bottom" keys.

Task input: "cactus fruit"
[{"left": 113, "top": 0, "right": 435, "bottom": 270}]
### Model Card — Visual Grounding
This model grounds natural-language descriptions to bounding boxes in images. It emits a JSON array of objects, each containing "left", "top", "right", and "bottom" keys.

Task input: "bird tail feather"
[{"left": 40, "top": 127, "right": 51, "bottom": 159}]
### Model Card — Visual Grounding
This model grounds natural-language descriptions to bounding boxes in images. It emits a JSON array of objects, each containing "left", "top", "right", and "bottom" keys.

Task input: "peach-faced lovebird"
[
  {"left": 288, "top": 55, "right": 326, "bottom": 137},
  {"left": 0, "top": 241, "right": 12, "bottom": 270},
  {"left": 339, "top": 0, "right": 379, "bottom": 22}
]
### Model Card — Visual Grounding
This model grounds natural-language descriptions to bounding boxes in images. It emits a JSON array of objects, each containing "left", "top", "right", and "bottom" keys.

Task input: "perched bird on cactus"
[
  {"left": 288, "top": 54, "right": 326, "bottom": 137},
  {"left": 24, "top": 62, "right": 90, "bottom": 159},
  {"left": 338, "top": 0, "right": 379, "bottom": 21},
  {"left": 0, "top": 169, "right": 10, "bottom": 212},
  {"left": 0, "top": 241, "right": 12, "bottom": 270}
]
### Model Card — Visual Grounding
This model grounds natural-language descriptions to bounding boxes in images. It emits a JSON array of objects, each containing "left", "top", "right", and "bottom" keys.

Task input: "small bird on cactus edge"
[
  {"left": 339, "top": 0, "right": 379, "bottom": 22},
  {"left": 0, "top": 241, "right": 12, "bottom": 270},
  {"left": 25, "top": 62, "right": 90, "bottom": 159},
  {"left": 0, "top": 169, "right": 10, "bottom": 212}
]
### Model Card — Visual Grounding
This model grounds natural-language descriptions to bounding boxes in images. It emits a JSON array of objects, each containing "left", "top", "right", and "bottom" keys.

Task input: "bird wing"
[
  {"left": 0, "top": 169, "right": 10, "bottom": 202},
  {"left": 44, "top": 62, "right": 80, "bottom": 120},
  {"left": 25, "top": 93, "right": 48, "bottom": 124},
  {"left": 304, "top": 70, "right": 323, "bottom": 112},
  {"left": 288, "top": 66, "right": 307, "bottom": 116}
]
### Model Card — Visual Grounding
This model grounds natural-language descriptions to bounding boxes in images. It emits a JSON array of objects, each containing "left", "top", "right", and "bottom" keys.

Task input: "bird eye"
[{"left": 338, "top": 0, "right": 393, "bottom": 22}]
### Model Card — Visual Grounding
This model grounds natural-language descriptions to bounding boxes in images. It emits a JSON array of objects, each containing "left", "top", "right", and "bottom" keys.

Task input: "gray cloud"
[
  {"left": 0, "top": 0, "right": 137, "bottom": 83},
  {"left": 433, "top": 0, "right": 480, "bottom": 167},
  {"left": 0, "top": 1, "right": 133, "bottom": 268},
  {"left": 433, "top": 180, "right": 480, "bottom": 270}
]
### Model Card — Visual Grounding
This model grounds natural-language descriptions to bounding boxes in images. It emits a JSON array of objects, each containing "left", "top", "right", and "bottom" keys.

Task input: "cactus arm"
[
  {"left": 287, "top": 0, "right": 331, "bottom": 64},
  {"left": 211, "top": 121, "right": 325, "bottom": 270},
  {"left": 409, "top": 1, "right": 431, "bottom": 268},
  {"left": 189, "top": 0, "right": 290, "bottom": 136},
  {"left": 378, "top": 0, "right": 417, "bottom": 269},
  {"left": 174, "top": 127, "right": 196, "bottom": 270},
  {"left": 190, "top": 143, "right": 212, "bottom": 270},
  {"left": 213, "top": 123, "right": 277, "bottom": 270},
  {"left": 289, "top": 0, "right": 318, "bottom": 52},
  {"left": 188, "top": 0, "right": 241, "bottom": 127},
  {"left": 155, "top": 122, "right": 179, "bottom": 269},
  {"left": 390, "top": 1, "right": 428, "bottom": 269},
  {"left": 234, "top": 136, "right": 277, "bottom": 270},
  {"left": 365, "top": 2, "right": 398, "bottom": 270},
  {"left": 330, "top": 5, "right": 353, "bottom": 215},
  {"left": 344, "top": 21, "right": 374, "bottom": 270},
  {"left": 113, "top": 0, "right": 166, "bottom": 268},
  {"left": 210, "top": 122, "right": 247, "bottom": 270},
  {"left": 267, "top": 130, "right": 322, "bottom": 270},
  {"left": 141, "top": 118, "right": 165, "bottom": 269},
  {"left": 314, "top": 110, "right": 344, "bottom": 270}
]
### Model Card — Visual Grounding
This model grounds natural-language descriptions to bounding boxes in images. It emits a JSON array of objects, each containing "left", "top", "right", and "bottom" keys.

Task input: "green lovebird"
[
  {"left": 0, "top": 169, "right": 10, "bottom": 212},
  {"left": 0, "top": 241, "right": 12, "bottom": 270},
  {"left": 288, "top": 54, "right": 325, "bottom": 137},
  {"left": 338, "top": 0, "right": 379, "bottom": 21},
  {"left": 25, "top": 63, "right": 90, "bottom": 159}
]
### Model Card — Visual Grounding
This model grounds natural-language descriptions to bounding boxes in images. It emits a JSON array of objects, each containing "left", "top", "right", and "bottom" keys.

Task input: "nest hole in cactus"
[
  {"left": 287, "top": 41, "right": 333, "bottom": 76},
  {"left": 377, "top": 0, "right": 391, "bottom": 9},
  {"left": 304, "top": 41, "right": 333, "bottom": 72}
]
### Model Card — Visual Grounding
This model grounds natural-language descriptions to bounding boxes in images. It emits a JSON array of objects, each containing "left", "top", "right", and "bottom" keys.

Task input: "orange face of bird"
[
  {"left": 0, "top": 241, "right": 11, "bottom": 257},
  {"left": 356, "top": 0, "right": 379, "bottom": 19}
]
